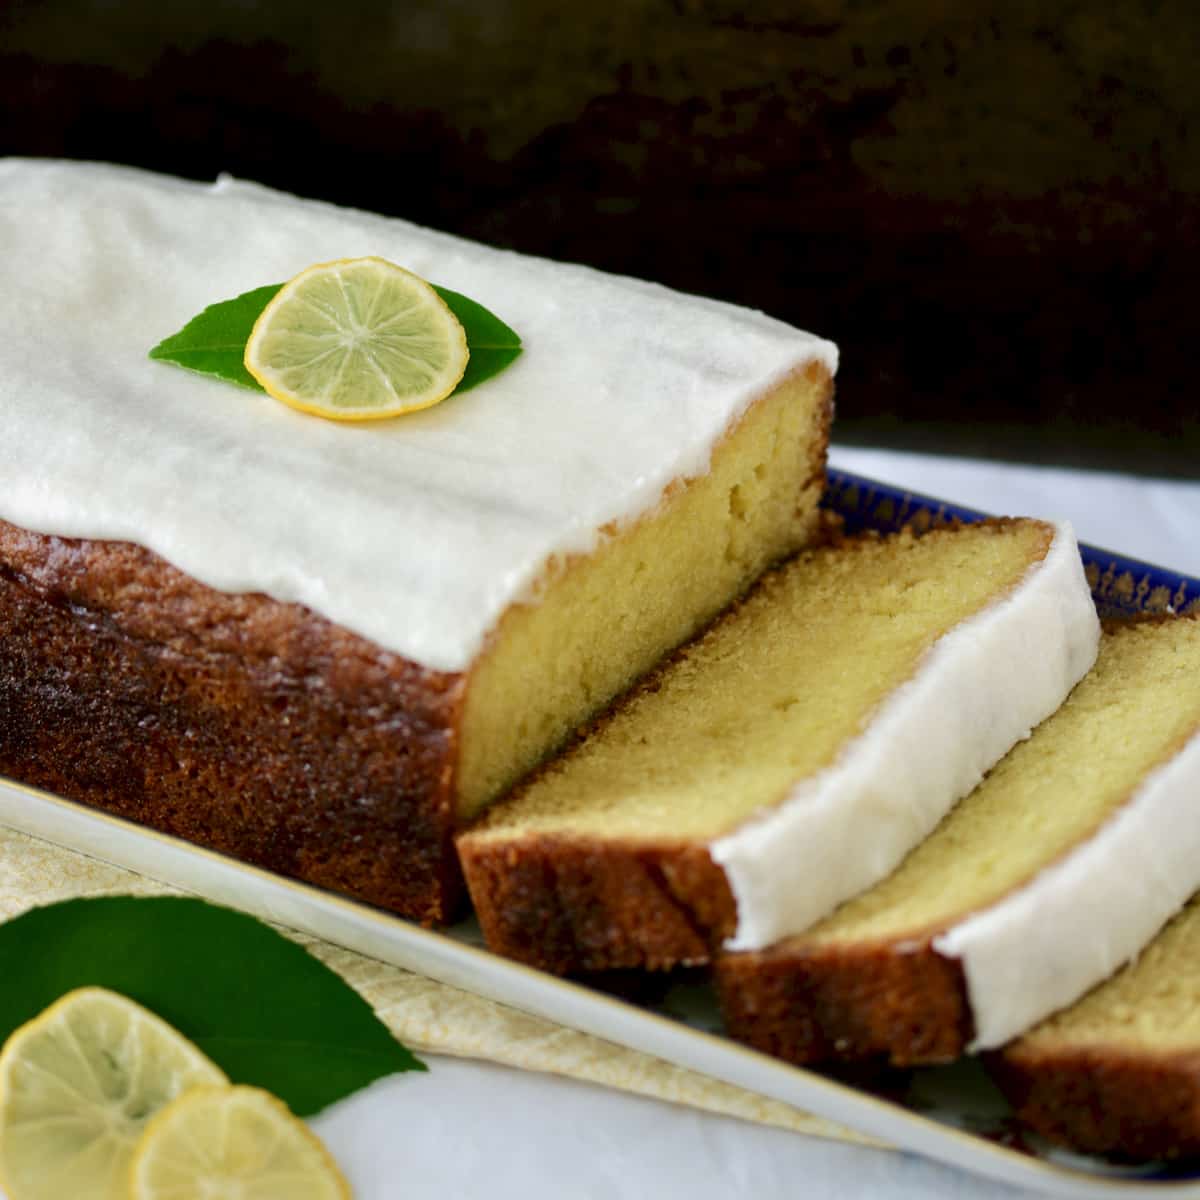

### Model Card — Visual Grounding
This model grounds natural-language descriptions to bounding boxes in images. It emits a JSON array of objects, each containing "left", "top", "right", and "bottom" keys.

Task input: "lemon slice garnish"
[
  {"left": 0, "top": 987, "right": 227, "bottom": 1200},
  {"left": 244, "top": 256, "right": 469, "bottom": 421},
  {"left": 130, "top": 1085, "right": 351, "bottom": 1200}
]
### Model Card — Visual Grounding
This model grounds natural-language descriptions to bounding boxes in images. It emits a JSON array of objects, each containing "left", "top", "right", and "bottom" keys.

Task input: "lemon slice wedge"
[
  {"left": 0, "top": 987, "right": 227, "bottom": 1200},
  {"left": 131, "top": 1085, "right": 351, "bottom": 1200},
  {"left": 244, "top": 256, "right": 469, "bottom": 420}
]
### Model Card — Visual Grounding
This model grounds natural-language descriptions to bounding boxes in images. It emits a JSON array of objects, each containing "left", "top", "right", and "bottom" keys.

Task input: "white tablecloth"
[{"left": 306, "top": 447, "right": 1200, "bottom": 1199}]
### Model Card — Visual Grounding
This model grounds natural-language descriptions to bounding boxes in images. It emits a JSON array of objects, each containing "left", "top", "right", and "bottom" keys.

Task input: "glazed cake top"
[{"left": 0, "top": 159, "right": 836, "bottom": 672}]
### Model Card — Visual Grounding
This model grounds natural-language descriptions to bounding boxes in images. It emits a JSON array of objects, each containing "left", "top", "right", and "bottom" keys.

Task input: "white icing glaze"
[
  {"left": 934, "top": 726, "right": 1200, "bottom": 1051},
  {"left": 0, "top": 159, "right": 837, "bottom": 672},
  {"left": 711, "top": 522, "right": 1099, "bottom": 952}
]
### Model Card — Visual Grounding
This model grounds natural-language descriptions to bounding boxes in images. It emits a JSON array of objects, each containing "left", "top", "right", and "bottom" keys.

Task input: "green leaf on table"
[
  {"left": 149, "top": 279, "right": 521, "bottom": 397},
  {"left": 0, "top": 896, "right": 424, "bottom": 1115}
]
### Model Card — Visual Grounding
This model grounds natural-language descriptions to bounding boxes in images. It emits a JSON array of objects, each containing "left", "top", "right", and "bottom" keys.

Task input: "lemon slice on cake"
[
  {"left": 0, "top": 987, "right": 227, "bottom": 1200},
  {"left": 130, "top": 1085, "right": 350, "bottom": 1200},
  {"left": 244, "top": 256, "right": 469, "bottom": 420}
]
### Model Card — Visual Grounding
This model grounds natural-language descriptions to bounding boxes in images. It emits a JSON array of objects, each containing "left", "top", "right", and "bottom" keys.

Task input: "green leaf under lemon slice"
[{"left": 150, "top": 269, "right": 522, "bottom": 406}]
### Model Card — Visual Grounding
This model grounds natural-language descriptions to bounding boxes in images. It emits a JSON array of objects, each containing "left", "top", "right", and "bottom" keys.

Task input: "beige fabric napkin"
[{"left": 0, "top": 824, "right": 872, "bottom": 1145}]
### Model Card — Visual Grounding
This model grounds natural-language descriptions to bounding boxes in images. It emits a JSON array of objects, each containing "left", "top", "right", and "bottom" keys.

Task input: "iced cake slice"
[
  {"left": 717, "top": 615, "right": 1200, "bottom": 1066},
  {"left": 458, "top": 520, "right": 1098, "bottom": 971},
  {"left": 0, "top": 159, "right": 835, "bottom": 923},
  {"left": 994, "top": 887, "right": 1200, "bottom": 1161}
]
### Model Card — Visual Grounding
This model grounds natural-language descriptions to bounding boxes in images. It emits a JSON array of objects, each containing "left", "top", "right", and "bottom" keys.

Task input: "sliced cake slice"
[
  {"left": 457, "top": 519, "right": 1098, "bottom": 973},
  {"left": 992, "top": 890, "right": 1200, "bottom": 1161},
  {"left": 716, "top": 615, "right": 1200, "bottom": 1067}
]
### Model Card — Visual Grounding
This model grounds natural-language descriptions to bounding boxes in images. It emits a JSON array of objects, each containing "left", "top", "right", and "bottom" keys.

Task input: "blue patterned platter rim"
[{"left": 824, "top": 468, "right": 1200, "bottom": 621}]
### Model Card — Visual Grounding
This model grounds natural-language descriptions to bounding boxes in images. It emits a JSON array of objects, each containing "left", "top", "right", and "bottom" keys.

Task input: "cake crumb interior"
[
  {"left": 454, "top": 366, "right": 832, "bottom": 818},
  {"left": 802, "top": 619, "right": 1200, "bottom": 948},
  {"left": 465, "top": 519, "right": 1049, "bottom": 839}
]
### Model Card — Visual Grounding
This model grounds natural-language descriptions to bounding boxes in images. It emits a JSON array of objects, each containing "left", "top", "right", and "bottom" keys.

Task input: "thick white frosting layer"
[
  {"left": 711, "top": 522, "right": 1100, "bottom": 952},
  {"left": 934, "top": 726, "right": 1200, "bottom": 1050},
  {"left": 0, "top": 159, "right": 837, "bottom": 672}
]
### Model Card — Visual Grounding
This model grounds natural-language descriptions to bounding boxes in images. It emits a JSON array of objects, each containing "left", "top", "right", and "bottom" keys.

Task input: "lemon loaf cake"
[
  {"left": 994, "top": 889, "right": 1200, "bottom": 1161},
  {"left": 717, "top": 615, "right": 1200, "bottom": 1067},
  {"left": 457, "top": 520, "right": 1098, "bottom": 972},
  {"left": 0, "top": 159, "right": 836, "bottom": 923}
]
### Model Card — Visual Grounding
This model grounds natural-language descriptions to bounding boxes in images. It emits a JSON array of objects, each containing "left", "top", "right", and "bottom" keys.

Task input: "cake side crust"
[
  {"left": 989, "top": 1044, "right": 1200, "bottom": 1160},
  {"left": 0, "top": 520, "right": 467, "bottom": 924},
  {"left": 713, "top": 936, "right": 973, "bottom": 1067},
  {"left": 457, "top": 832, "right": 737, "bottom": 973}
]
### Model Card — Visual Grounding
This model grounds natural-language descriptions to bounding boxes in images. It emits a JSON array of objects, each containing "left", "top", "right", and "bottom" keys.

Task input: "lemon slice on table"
[
  {"left": 244, "top": 256, "right": 469, "bottom": 421},
  {"left": 131, "top": 1085, "right": 350, "bottom": 1200},
  {"left": 0, "top": 987, "right": 227, "bottom": 1200}
]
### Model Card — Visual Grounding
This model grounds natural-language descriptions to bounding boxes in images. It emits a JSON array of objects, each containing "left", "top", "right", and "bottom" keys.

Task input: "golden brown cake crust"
[
  {"left": 714, "top": 936, "right": 973, "bottom": 1067},
  {"left": 990, "top": 1045, "right": 1200, "bottom": 1161},
  {"left": 458, "top": 833, "right": 736, "bottom": 972},
  {"left": 0, "top": 519, "right": 467, "bottom": 924}
]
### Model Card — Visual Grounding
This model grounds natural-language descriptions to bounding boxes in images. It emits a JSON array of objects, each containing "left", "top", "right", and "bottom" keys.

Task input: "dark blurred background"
[{"left": 3, "top": 0, "right": 1197, "bottom": 476}]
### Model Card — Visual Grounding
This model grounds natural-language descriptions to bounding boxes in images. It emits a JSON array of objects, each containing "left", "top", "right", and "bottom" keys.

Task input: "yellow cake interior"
[
  {"left": 1012, "top": 891, "right": 1200, "bottom": 1054},
  {"left": 463, "top": 518, "right": 1051, "bottom": 840},
  {"left": 454, "top": 363, "right": 832, "bottom": 818},
  {"left": 799, "top": 618, "right": 1200, "bottom": 949}
]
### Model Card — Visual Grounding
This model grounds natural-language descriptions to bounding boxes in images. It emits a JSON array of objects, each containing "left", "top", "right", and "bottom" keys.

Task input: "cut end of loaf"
[{"left": 454, "top": 361, "right": 835, "bottom": 821}]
